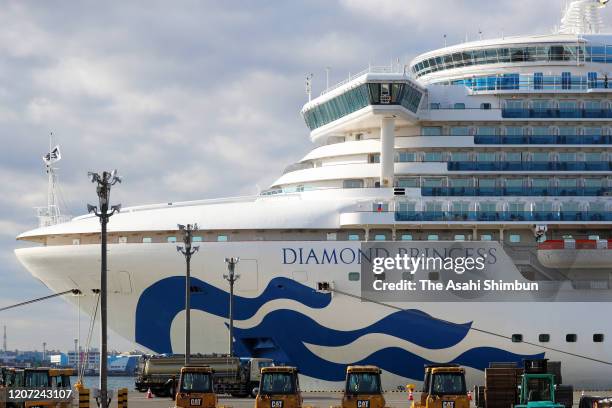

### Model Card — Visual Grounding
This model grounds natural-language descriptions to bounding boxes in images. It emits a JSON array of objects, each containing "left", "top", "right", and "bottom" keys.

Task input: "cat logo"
[
  {"left": 190, "top": 398, "right": 202, "bottom": 406},
  {"left": 357, "top": 401, "right": 370, "bottom": 408},
  {"left": 271, "top": 400, "right": 284, "bottom": 408},
  {"left": 442, "top": 401, "right": 455, "bottom": 408}
]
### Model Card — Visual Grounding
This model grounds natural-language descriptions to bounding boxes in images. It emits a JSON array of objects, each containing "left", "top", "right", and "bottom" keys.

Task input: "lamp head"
[
  {"left": 111, "top": 204, "right": 121, "bottom": 213},
  {"left": 88, "top": 172, "right": 99, "bottom": 183},
  {"left": 110, "top": 169, "right": 122, "bottom": 184},
  {"left": 87, "top": 204, "right": 97, "bottom": 214}
]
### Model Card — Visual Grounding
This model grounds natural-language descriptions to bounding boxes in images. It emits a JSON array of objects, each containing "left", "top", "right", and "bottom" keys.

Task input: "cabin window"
[
  {"left": 427, "top": 234, "right": 439, "bottom": 241},
  {"left": 450, "top": 127, "right": 469, "bottom": 136},
  {"left": 397, "top": 178, "right": 419, "bottom": 188},
  {"left": 167, "top": 236, "right": 177, "bottom": 243},
  {"left": 511, "top": 334, "right": 523, "bottom": 343},
  {"left": 454, "top": 103, "right": 466, "bottom": 109},
  {"left": 480, "top": 234, "right": 492, "bottom": 241},
  {"left": 348, "top": 272, "right": 360, "bottom": 282},
  {"left": 423, "top": 127, "right": 442, "bottom": 136},
  {"left": 397, "top": 152, "right": 416, "bottom": 162},
  {"left": 454, "top": 234, "right": 466, "bottom": 241},
  {"left": 217, "top": 235, "right": 228, "bottom": 242},
  {"left": 142, "top": 237, "right": 152, "bottom": 243},
  {"left": 566, "top": 334, "right": 577, "bottom": 342},
  {"left": 401, "top": 234, "right": 413, "bottom": 241},
  {"left": 348, "top": 234, "right": 360, "bottom": 241},
  {"left": 509, "top": 234, "right": 521, "bottom": 243},
  {"left": 593, "top": 334, "right": 604, "bottom": 343},
  {"left": 539, "top": 334, "right": 550, "bottom": 342},
  {"left": 118, "top": 236, "right": 128, "bottom": 244},
  {"left": 72, "top": 239, "right": 80, "bottom": 245},
  {"left": 374, "top": 234, "right": 386, "bottom": 241},
  {"left": 343, "top": 179, "right": 364, "bottom": 189},
  {"left": 480, "top": 103, "right": 491, "bottom": 110},
  {"left": 327, "top": 232, "right": 337, "bottom": 241},
  {"left": 430, "top": 103, "right": 440, "bottom": 110},
  {"left": 192, "top": 236, "right": 203, "bottom": 242}
]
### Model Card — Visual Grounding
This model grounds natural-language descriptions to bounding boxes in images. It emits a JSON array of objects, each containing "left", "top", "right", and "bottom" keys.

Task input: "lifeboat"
[{"left": 537, "top": 239, "right": 612, "bottom": 268}]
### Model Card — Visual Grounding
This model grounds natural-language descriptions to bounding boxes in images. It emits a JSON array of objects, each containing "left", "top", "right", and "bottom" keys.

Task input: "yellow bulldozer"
[
  {"left": 173, "top": 366, "right": 218, "bottom": 408},
  {"left": 335, "top": 365, "right": 386, "bottom": 408},
  {"left": 254, "top": 366, "right": 302, "bottom": 408},
  {"left": 407, "top": 364, "right": 470, "bottom": 408}
]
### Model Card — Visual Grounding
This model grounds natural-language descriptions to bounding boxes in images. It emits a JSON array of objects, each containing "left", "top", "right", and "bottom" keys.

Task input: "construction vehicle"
[
  {"left": 407, "top": 364, "right": 470, "bottom": 408},
  {"left": 337, "top": 365, "right": 386, "bottom": 408},
  {"left": 515, "top": 373, "right": 564, "bottom": 408},
  {"left": 476, "top": 360, "right": 573, "bottom": 408},
  {"left": 135, "top": 354, "right": 273, "bottom": 398},
  {"left": 48, "top": 368, "right": 73, "bottom": 389},
  {"left": 173, "top": 366, "right": 217, "bottom": 408},
  {"left": 0, "top": 367, "right": 74, "bottom": 408},
  {"left": 254, "top": 366, "right": 302, "bottom": 408}
]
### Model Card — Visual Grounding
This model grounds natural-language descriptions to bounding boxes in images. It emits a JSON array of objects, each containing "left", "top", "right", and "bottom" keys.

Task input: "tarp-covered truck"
[{"left": 135, "top": 354, "right": 273, "bottom": 398}]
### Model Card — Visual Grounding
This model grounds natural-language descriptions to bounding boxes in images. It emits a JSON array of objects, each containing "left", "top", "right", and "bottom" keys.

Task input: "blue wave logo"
[{"left": 136, "top": 277, "right": 543, "bottom": 381}]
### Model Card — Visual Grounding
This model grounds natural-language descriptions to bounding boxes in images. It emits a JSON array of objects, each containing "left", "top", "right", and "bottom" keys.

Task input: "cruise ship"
[{"left": 14, "top": 0, "right": 612, "bottom": 391}]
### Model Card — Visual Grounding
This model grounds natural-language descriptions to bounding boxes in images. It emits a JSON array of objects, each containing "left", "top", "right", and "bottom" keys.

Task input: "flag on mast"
[{"left": 43, "top": 146, "right": 61, "bottom": 165}]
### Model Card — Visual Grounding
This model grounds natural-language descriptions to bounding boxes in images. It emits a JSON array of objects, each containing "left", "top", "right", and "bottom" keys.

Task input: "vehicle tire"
[{"left": 250, "top": 387, "right": 258, "bottom": 398}]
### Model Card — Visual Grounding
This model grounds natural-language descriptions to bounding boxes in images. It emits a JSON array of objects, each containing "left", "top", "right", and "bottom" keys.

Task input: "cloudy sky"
[{"left": 1, "top": 0, "right": 611, "bottom": 353}]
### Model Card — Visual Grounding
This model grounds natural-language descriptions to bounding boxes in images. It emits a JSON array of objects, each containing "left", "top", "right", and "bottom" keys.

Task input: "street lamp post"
[
  {"left": 87, "top": 170, "right": 121, "bottom": 408},
  {"left": 177, "top": 224, "right": 199, "bottom": 365},
  {"left": 223, "top": 257, "right": 239, "bottom": 357}
]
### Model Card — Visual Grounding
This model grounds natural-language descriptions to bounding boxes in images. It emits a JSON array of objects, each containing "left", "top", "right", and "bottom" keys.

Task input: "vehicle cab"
[
  {"left": 255, "top": 366, "right": 302, "bottom": 408},
  {"left": 49, "top": 368, "right": 73, "bottom": 388},
  {"left": 516, "top": 373, "right": 564, "bottom": 408},
  {"left": 339, "top": 365, "right": 386, "bottom": 408},
  {"left": 174, "top": 366, "right": 217, "bottom": 408},
  {"left": 408, "top": 365, "right": 469, "bottom": 408}
]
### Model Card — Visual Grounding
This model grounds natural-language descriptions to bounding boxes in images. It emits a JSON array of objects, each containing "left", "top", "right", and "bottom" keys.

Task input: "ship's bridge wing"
[{"left": 301, "top": 72, "right": 425, "bottom": 144}]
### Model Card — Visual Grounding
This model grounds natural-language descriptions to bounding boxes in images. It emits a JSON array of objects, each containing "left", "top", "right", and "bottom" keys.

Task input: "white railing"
[
  {"left": 35, "top": 207, "right": 72, "bottom": 228},
  {"left": 320, "top": 65, "right": 408, "bottom": 95}
]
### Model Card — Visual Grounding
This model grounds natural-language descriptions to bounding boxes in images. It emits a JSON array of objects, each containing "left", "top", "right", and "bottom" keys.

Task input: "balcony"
[
  {"left": 447, "top": 161, "right": 612, "bottom": 172},
  {"left": 474, "top": 134, "right": 611, "bottom": 145},
  {"left": 394, "top": 211, "right": 612, "bottom": 222},
  {"left": 421, "top": 187, "right": 610, "bottom": 197},
  {"left": 502, "top": 108, "right": 612, "bottom": 119}
]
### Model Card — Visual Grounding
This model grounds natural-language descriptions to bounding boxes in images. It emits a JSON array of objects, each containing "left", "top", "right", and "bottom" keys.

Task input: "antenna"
[
  {"left": 443, "top": 34, "right": 447, "bottom": 47},
  {"left": 36, "top": 133, "right": 70, "bottom": 227},
  {"left": 560, "top": 0, "right": 609, "bottom": 34},
  {"left": 305, "top": 73, "right": 313, "bottom": 102},
  {"left": 478, "top": 29, "right": 483, "bottom": 40},
  {"left": 325, "top": 67, "right": 331, "bottom": 89}
]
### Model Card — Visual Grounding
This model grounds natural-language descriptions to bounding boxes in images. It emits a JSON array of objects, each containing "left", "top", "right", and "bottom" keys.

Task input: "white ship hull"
[{"left": 14, "top": 241, "right": 612, "bottom": 390}]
